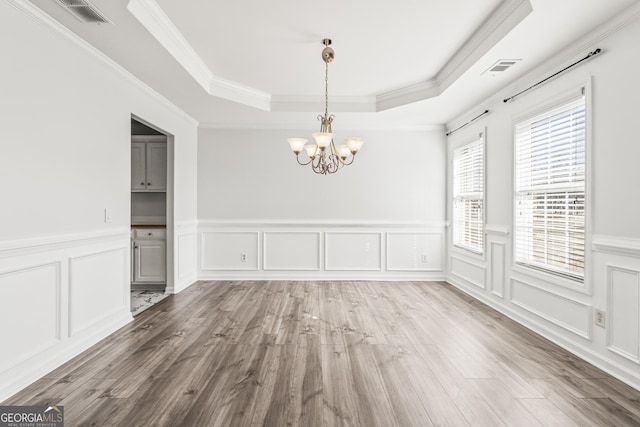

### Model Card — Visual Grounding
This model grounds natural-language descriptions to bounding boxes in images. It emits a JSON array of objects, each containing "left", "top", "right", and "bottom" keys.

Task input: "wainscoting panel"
[
  {"left": 173, "top": 221, "right": 198, "bottom": 294},
  {"left": 450, "top": 255, "right": 486, "bottom": 289},
  {"left": 0, "top": 229, "right": 133, "bottom": 402},
  {"left": 69, "top": 248, "right": 128, "bottom": 337},
  {"left": 264, "top": 232, "right": 320, "bottom": 271},
  {"left": 386, "top": 232, "right": 442, "bottom": 271},
  {"left": 197, "top": 221, "right": 446, "bottom": 280},
  {"left": 0, "top": 262, "right": 60, "bottom": 374},
  {"left": 490, "top": 241, "right": 506, "bottom": 298},
  {"left": 447, "top": 233, "right": 640, "bottom": 393},
  {"left": 510, "top": 279, "right": 592, "bottom": 340},
  {"left": 178, "top": 233, "right": 197, "bottom": 280},
  {"left": 325, "top": 232, "right": 382, "bottom": 271},
  {"left": 607, "top": 265, "right": 640, "bottom": 363},
  {"left": 200, "top": 231, "right": 259, "bottom": 271}
]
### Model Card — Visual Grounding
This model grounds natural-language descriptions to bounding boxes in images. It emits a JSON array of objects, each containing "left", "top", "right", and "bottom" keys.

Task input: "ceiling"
[{"left": 29, "top": 0, "right": 639, "bottom": 128}]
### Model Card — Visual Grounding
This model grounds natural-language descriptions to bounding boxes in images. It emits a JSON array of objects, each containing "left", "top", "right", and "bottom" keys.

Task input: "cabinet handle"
[
  {"left": 134, "top": 246, "right": 138, "bottom": 249},
  {"left": 148, "top": 233, "right": 152, "bottom": 236},
  {"left": 147, "top": 182, "right": 151, "bottom": 185},
  {"left": 140, "top": 182, "right": 145, "bottom": 185}
]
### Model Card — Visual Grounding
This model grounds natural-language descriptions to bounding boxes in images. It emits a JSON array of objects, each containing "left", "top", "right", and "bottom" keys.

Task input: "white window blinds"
[
  {"left": 514, "top": 95, "right": 586, "bottom": 280},
  {"left": 453, "top": 135, "right": 484, "bottom": 253}
]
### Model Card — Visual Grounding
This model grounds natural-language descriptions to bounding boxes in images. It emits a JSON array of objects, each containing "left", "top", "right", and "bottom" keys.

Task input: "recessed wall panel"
[
  {"left": 511, "top": 279, "right": 591, "bottom": 339},
  {"left": 0, "top": 263, "right": 60, "bottom": 372},
  {"left": 264, "top": 232, "right": 320, "bottom": 271},
  {"left": 450, "top": 256, "right": 485, "bottom": 288},
  {"left": 201, "top": 232, "right": 259, "bottom": 270},
  {"left": 490, "top": 242, "right": 505, "bottom": 297},
  {"left": 325, "top": 232, "right": 381, "bottom": 271},
  {"left": 178, "top": 233, "right": 197, "bottom": 279},
  {"left": 387, "top": 232, "right": 442, "bottom": 271},
  {"left": 69, "top": 248, "right": 127, "bottom": 336},
  {"left": 607, "top": 266, "right": 640, "bottom": 363}
]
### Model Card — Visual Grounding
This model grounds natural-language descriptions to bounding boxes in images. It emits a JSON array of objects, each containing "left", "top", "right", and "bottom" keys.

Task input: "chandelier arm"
[
  {"left": 296, "top": 154, "right": 313, "bottom": 166},
  {"left": 312, "top": 151, "right": 323, "bottom": 172},
  {"left": 341, "top": 154, "right": 356, "bottom": 166}
]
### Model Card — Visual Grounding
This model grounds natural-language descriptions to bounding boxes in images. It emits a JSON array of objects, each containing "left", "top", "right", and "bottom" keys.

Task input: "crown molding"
[
  {"left": 127, "top": 0, "right": 271, "bottom": 111},
  {"left": 208, "top": 75, "right": 271, "bottom": 111},
  {"left": 376, "top": 0, "right": 532, "bottom": 111},
  {"left": 126, "top": 0, "right": 531, "bottom": 113},
  {"left": 198, "top": 122, "right": 446, "bottom": 132},
  {"left": 568, "top": 0, "right": 640, "bottom": 54},
  {"left": 6, "top": 0, "right": 198, "bottom": 127},
  {"left": 436, "top": 0, "right": 532, "bottom": 92},
  {"left": 376, "top": 79, "right": 440, "bottom": 111},
  {"left": 446, "top": 0, "right": 640, "bottom": 129},
  {"left": 127, "top": 0, "right": 212, "bottom": 90},
  {"left": 271, "top": 95, "right": 377, "bottom": 113}
]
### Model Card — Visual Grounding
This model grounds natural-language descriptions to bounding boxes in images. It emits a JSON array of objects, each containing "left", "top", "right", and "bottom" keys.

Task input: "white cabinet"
[
  {"left": 131, "top": 137, "right": 166, "bottom": 192},
  {"left": 132, "top": 229, "right": 166, "bottom": 284}
]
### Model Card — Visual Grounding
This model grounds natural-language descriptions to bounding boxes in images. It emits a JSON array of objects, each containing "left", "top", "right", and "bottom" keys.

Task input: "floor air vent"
[{"left": 54, "top": 0, "right": 112, "bottom": 24}]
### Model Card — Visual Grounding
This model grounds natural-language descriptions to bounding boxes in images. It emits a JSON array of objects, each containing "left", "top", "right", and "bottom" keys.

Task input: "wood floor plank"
[
  {"left": 321, "top": 345, "right": 362, "bottom": 426},
  {"left": 414, "top": 345, "right": 509, "bottom": 427},
  {"left": 470, "top": 378, "right": 543, "bottom": 427},
  {"left": 4, "top": 280, "right": 640, "bottom": 427},
  {"left": 369, "top": 345, "right": 435, "bottom": 426},
  {"left": 518, "top": 398, "right": 580, "bottom": 427},
  {"left": 343, "top": 340, "right": 399, "bottom": 427}
]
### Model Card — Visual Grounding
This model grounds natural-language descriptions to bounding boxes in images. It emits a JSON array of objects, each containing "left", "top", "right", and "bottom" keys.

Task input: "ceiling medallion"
[{"left": 287, "top": 39, "right": 364, "bottom": 175}]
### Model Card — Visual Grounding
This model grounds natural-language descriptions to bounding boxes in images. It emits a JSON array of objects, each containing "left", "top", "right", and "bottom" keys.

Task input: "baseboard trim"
[
  {"left": 0, "top": 309, "right": 133, "bottom": 402},
  {"left": 446, "top": 276, "right": 640, "bottom": 392},
  {"left": 173, "top": 277, "right": 198, "bottom": 293},
  {"left": 199, "top": 273, "right": 447, "bottom": 282}
]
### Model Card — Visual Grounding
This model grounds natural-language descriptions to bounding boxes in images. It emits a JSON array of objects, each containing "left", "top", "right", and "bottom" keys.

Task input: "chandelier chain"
[{"left": 324, "top": 61, "right": 329, "bottom": 117}]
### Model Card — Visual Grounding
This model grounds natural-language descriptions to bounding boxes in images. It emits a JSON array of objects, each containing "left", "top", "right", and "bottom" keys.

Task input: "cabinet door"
[
  {"left": 131, "top": 142, "right": 147, "bottom": 190},
  {"left": 133, "top": 240, "right": 166, "bottom": 283},
  {"left": 145, "top": 142, "right": 167, "bottom": 191}
]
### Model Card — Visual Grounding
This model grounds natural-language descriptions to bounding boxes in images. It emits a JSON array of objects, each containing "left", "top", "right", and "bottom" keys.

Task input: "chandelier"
[{"left": 287, "top": 39, "right": 364, "bottom": 175}]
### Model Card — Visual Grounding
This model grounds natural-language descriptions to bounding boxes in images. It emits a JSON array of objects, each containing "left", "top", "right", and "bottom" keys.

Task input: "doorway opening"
[{"left": 130, "top": 116, "right": 174, "bottom": 315}]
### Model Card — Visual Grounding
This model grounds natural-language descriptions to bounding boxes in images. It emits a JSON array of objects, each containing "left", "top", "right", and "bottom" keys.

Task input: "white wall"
[
  {"left": 0, "top": 0, "right": 198, "bottom": 401},
  {"left": 198, "top": 129, "right": 444, "bottom": 222},
  {"left": 197, "top": 128, "right": 447, "bottom": 280},
  {"left": 446, "top": 12, "right": 640, "bottom": 390}
]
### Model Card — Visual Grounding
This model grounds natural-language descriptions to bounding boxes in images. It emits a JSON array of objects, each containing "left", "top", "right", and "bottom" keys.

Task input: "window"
[
  {"left": 514, "top": 95, "right": 586, "bottom": 280},
  {"left": 453, "top": 134, "right": 484, "bottom": 253}
]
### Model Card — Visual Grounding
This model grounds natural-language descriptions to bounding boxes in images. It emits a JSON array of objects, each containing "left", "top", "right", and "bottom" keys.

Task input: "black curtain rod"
[
  {"left": 504, "top": 48, "right": 601, "bottom": 103},
  {"left": 446, "top": 110, "right": 489, "bottom": 136}
]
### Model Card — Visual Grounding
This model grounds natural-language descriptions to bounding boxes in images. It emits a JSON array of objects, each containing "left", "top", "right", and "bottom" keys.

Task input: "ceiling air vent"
[
  {"left": 54, "top": 0, "right": 112, "bottom": 24},
  {"left": 483, "top": 59, "right": 521, "bottom": 76}
]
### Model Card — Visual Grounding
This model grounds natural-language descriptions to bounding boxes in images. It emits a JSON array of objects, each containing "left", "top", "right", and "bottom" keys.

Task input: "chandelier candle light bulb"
[{"left": 287, "top": 38, "right": 364, "bottom": 175}]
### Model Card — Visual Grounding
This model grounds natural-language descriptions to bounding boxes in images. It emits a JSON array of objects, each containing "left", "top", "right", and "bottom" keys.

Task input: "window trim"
[
  {"left": 511, "top": 81, "right": 592, "bottom": 294},
  {"left": 452, "top": 131, "right": 486, "bottom": 256}
]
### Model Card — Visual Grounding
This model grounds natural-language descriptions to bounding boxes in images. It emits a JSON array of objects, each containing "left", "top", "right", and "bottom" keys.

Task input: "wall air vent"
[
  {"left": 54, "top": 0, "right": 112, "bottom": 24},
  {"left": 483, "top": 59, "right": 521, "bottom": 76}
]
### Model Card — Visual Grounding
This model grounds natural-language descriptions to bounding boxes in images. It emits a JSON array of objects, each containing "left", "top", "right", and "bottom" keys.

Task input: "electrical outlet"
[
  {"left": 421, "top": 254, "right": 428, "bottom": 263},
  {"left": 104, "top": 208, "right": 112, "bottom": 223},
  {"left": 240, "top": 253, "right": 247, "bottom": 262},
  {"left": 595, "top": 309, "right": 606, "bottom": 328}
]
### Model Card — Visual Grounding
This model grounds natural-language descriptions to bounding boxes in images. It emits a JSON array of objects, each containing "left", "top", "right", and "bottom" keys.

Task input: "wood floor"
[{"left": 5, "top": 281, "right": 640, "bottom": 426}]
